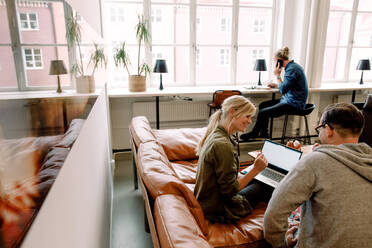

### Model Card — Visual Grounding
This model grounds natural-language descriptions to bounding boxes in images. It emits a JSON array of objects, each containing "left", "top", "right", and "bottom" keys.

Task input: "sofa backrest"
[
  {"left": 153, "top": 127, "right": 207, "bottom": 161},
  {"left": 129, "top": 116, "right": 156, "bottom": 148}
]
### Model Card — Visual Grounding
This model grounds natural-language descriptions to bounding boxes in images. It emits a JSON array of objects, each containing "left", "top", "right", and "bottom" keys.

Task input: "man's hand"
[
  {"left": 285, "top": 225, "right": 299, "bottom": 248},
  {"left": 252, "top": 153, "right": 268, "bottom": 173},
  {"left": 286, "top": 140, "right": 301, "bottom": 151}
]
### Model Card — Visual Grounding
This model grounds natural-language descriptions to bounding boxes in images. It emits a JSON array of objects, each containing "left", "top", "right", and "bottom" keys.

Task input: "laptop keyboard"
[{"left": 261, "top": 168, "right": 284, "bottom": 183}]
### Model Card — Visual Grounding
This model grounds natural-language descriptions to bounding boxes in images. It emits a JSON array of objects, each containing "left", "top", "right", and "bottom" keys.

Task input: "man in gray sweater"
[{"left": 264, "top": 103, "right": 372, "bottom": 248}]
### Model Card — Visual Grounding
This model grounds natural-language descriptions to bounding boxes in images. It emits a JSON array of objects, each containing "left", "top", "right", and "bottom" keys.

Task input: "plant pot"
[
  {"left": 129, "top": 75, "right": 146, "bottom": 92},
  {"left": 76, "top": 76, "right": 95, "bottom": 93}
]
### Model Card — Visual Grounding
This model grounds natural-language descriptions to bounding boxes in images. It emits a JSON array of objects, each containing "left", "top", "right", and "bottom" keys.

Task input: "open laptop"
[{"left": 241, "top": 139, "right": 302, "bottom": 188}]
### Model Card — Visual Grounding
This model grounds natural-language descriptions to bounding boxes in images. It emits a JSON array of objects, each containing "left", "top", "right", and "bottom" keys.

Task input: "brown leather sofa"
[
  {"left": 130, "top": 116, "right": 268, "bottom": 248},
  {"left": 0, "top": 119, "right": 85, "bottom": 247}
]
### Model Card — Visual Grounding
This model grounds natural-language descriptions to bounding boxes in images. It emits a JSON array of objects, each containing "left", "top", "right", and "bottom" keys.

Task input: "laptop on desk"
[{"left": 241, "top": 139, "right": 302, "bottom": 188}]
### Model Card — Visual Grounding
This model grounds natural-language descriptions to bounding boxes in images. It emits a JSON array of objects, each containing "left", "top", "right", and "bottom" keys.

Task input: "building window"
[
  {"left": 151, "top": 8, "right": 162, "bottom": 23},
  {"left": 24, "top": 48, "right": 43, "bottom": 69},
  {"left": 253, "top": 19, "right": 265, "bottom": 33},
  {"left": 220, "top": 48, "right": 230, "bottom": 66},
  {"left": 220, "top": 17, "right": 231, "bottom": 32},
  {"left": 251, "top": 49, "right": 264, "bottom": 66},
  {"left": 196, "top": 48, "right": 200, "bottom": 66},
  {"left": 19, "top": 13, "right": 39, "bottom": 30},
  {"left": 196, "top": 17, "right": 200, "bottom": 32},
  {"left": 110, "top": 7, "right": 124, "bottom": 22},
  {"left": 152, "top": 53, "right": 162, "bottom": 60}
]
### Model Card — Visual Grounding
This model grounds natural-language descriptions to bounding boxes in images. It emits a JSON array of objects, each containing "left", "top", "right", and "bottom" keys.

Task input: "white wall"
[{"left": 22, "top": 89, "right": 112, "bottom": 248}]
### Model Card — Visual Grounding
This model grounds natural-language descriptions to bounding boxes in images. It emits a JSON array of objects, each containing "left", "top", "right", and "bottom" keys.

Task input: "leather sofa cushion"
[
  {"left": 153, "top": 127, "right": 206, "bottom": 161},
  {"left": 170, "top": 160, "right": 198, "bottom": 184},
  {"left": 129, "top": 116, "right": 156, "bottom": 147},
  {"left": 56, "top": 119, "right": 85, "bottom": 148},
  {"left": 154, "top": 194, "right": 212, "bottom": 248},
  {"left": 206, "top": 202, "right": 267, "bottom": 247},
  {"left": 137, "top": 141, "right": 208, "bottom": 233}
]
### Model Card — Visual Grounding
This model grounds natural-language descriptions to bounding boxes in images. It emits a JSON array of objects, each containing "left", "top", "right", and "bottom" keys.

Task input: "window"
[
  {"left": 24, "top": 48, "right": 43, "bottom": 69},
  {"left": 103, "top": 0, "right": 275, "bottom": 86},
  {"left": 151, "top": 8, "right": 162, "bottom": 23},
  {"left": 253, "top": 19, "right": 265, "bottom": 33},
  {"left": 220, "top": 17, "right": 231, "bottom": 32},
  {"left": 322, "top": 0, "right": 372, "bottom": 81},
  {"left": 196, "top": 48, "right": 200, "bottom": 66},
  {"left": 152, "top": 53, "right": 163, "bottom": 60},
  {"left": 219, "top": 49, "right": 230, "bottom": 66},
  {"left": 19, "top": 12, "right": 39, "bottom": 30},
  {"left": 236, "top": 5, "right": 272, "bottom": 84},
  {"left": 251, "top": 49, "right": 264, "bottom": 67},
  {"left": 110, "top": 7, "right": 125, "bottom": 22}
]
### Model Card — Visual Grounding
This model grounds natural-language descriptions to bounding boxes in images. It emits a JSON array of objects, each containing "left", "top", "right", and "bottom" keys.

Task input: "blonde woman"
[
  {"left": 241, "top": 47, "right": 309, "bottom": 141},
  {"left": 194, "top": 95, "right": 272, "bottom": 223}
]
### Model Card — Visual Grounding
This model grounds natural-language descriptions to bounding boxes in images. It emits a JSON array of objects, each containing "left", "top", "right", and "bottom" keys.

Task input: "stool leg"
[
  {"left": 304, "top": 116, "right": 311, "bottom": 144},
  {"left": 281, "top": 115, "right": 289, "bottom": 144}
]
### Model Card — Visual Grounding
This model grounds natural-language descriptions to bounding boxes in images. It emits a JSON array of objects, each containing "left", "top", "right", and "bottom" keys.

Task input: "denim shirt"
[{"left": 279, "top": 60, "right": 308, "bottom": 109}]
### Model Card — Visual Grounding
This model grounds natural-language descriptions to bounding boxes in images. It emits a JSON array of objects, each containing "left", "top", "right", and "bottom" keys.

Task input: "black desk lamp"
[
  {"left": 357, "top": 59, "right": 370, "bottom": 85},
  {"left": 49, "top": 60, "right": 67, "bottom": 93},
  {"left": 254, "top": 59, "right": 267, "bottom": 86},
  {"left": 153, "top": 59, "right": 168, "bottom": 90}
]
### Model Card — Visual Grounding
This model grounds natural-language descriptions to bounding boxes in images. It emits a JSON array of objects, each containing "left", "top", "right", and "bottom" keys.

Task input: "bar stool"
[{"left": 281, "top": 103, "right": 316, "bottom": 144}]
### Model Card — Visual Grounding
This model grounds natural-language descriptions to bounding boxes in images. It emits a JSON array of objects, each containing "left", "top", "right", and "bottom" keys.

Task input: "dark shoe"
[{"left": 240, "top": 132, "right": 259, "bottom": 141}]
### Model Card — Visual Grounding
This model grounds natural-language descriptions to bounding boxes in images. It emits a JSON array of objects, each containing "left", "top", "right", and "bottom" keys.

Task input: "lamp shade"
[
  {"left": 254, "top": 59, "right": 267, "bottom": 71},
  {"left": 357, "top": 59, "right": 371, "bottom": 71},
  {"left": 49, "top": 60, "right": 67, "bottom": 75},
  {"left": 153, "top": 59, "right": 168, "bottom": 73}
]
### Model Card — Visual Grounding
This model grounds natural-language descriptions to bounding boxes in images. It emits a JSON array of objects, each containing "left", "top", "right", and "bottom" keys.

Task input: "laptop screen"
[{"left": 261, "top": 140, "right": 302, "bottom": 174}]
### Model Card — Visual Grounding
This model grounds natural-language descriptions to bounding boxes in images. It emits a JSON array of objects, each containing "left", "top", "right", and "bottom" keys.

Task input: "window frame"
[
  {"left": 19, "top": 12, "right": 39, "bottom": 31},
  {"left": 104, "top": 0, "right": 276, "bottom": 87},
  {"left": 323, "top": 0, "right": 372, "bottom": 82},
  {"left": 1, "top": 0, "right": 76, "bottom": 92},
  {"left": 23, "top": 48, "right": 44, "bottom": 70}
]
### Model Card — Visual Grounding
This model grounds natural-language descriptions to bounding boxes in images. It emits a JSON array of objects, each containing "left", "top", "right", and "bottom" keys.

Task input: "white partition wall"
[{"left": 22, "top": 89, "right": 113, "bottom": 248}]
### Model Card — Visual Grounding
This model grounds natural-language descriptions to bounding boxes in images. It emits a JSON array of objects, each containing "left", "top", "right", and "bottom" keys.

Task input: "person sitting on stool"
[{"left": 240, "top": 47, "right": 309, "bottom": 141}]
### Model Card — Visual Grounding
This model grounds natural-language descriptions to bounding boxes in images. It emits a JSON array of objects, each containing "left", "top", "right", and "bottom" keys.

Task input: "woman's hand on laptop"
[
  {"left": 252, "top": 153, "right": 268, "bottom": 173},
  {"left": 286, "top": 140, "right": 301, "bottom": 150}
]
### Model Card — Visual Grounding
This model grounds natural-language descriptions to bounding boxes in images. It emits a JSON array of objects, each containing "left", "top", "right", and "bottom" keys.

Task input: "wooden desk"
[
  {"left": 109, "top": 86, "right": 278, "bottom": 129},
  {"left": 109, "top": 82, "right": 372, "bottom": 129}
]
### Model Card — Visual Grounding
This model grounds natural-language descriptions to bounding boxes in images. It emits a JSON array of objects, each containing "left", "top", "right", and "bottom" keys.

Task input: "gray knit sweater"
[{"left": 264, "top": 143, "right": 372, "bottom": 248}]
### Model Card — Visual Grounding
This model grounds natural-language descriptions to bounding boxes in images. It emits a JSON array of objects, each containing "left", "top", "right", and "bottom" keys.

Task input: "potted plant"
[
  {"left": 66, "top": 12, "right": 107, "bottom": 93},
  {"left": 113, "top": 15, "right": 151, "bottom": 92}
]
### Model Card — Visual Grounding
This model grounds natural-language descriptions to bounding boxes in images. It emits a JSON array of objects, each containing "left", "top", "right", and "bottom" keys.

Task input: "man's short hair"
[{"left": 322, "top": 103, "right": 365, "bottom": 137}]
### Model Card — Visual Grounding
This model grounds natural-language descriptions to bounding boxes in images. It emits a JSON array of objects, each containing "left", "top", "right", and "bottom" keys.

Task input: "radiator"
[{"left": 132, "top": 100, "right": 210, "bottom": 123}]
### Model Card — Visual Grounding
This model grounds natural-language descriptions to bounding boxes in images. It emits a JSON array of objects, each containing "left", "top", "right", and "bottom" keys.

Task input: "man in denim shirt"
[{"left": 241, "top": 47, "right": 308, "bottom": 141}]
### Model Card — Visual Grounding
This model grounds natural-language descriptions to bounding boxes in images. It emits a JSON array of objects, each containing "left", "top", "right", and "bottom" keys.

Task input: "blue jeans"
[
  {"left": 238, "top": 180, "right": 273, "bottom": 208},
  {"left": 251, "top": 99, "right": 298, "bottom": 136}
]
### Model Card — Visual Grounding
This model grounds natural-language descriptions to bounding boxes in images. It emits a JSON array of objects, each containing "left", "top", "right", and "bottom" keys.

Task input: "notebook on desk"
[
  {"left": 244, "top": 85, "right": 271, "bottom": 90},
  {"left": 241, "top": 139, "right": 302, "bottom": 188}
]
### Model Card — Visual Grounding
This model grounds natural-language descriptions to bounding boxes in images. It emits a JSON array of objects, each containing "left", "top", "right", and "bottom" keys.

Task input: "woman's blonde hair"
[
  {"left": 197, "top": 95, "right": 256, "bottom": 154},
  {"left": 275, "top": 46, "right": 290, "bottom": 60}
]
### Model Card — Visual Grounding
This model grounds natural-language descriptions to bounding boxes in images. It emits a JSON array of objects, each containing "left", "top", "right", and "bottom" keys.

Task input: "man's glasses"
[{"left": 315, "top": 123, "right": 333, "bottom": 135}]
